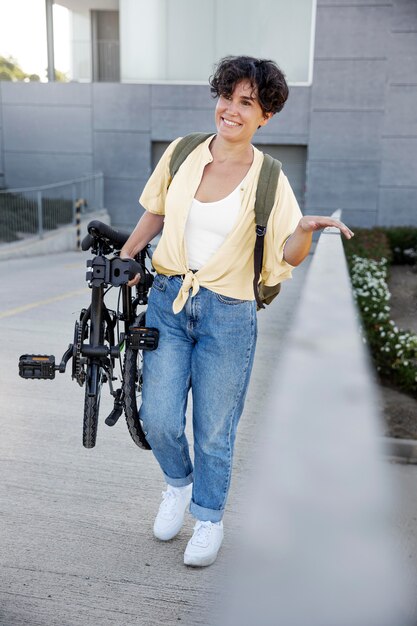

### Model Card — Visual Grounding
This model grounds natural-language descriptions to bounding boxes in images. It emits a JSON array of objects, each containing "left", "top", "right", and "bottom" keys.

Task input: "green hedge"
[
  {"left": 343, "top": 226, "right": 417, "bottom": 265},
  {"left": 384, "top": 227, "right": 417, "bottom": 265},
  {"left": 344, "top": 227, "right": 417, "bottom": 397},
  {"left": 343, "top": 227, "right": 392, "bottom": 263}
]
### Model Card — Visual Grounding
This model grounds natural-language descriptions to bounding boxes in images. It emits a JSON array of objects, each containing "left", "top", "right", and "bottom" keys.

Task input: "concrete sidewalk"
[{"left": 0, "top": 250, "right": 416, "bottom": 625}]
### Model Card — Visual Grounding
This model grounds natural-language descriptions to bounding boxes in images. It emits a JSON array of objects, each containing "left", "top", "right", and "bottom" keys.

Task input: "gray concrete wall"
[
  {"left": 307, "top": 0, "right": 417, "bottom": 227},
  {"left": 379, "top": 0, "right": 417, "bottom": 226},
  {"left": 0, "top": 82, "right": 94, "bottom": 189},
  {"left": 92, "top": 83, "right": 151, "bottom": 226},
  {"left": 0, "top": 0, "right": 415, "bottom": 229},
  {"left": 0, "top": 81, "right": 312, "bottom": 229}
]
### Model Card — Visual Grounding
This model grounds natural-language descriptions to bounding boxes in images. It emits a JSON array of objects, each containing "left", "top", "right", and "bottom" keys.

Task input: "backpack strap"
[
  {"left": 253, "top": 154, "right": 282, "bottom": 309},
  {"left": 169, "top": 133, "right": 213, "bottom": 180},
  {"left": 169, "top": 136, "right": 281, "bottom": 310}
]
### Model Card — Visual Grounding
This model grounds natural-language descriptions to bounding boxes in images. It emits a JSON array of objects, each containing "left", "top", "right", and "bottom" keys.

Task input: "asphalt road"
[{"left": 1, "top": 250, "right": 416, "bottom": 626}]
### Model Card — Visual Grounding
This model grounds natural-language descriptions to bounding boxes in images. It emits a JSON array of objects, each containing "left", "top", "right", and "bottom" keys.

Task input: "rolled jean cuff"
[
  {"left": 190, "top": 500, "right": 224, "bottom": 523},
  {"left": 164, "top": 471, "right": 193, "bottom": 488}
]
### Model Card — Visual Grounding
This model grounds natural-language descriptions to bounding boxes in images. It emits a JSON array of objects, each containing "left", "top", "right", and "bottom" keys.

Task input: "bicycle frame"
[{"left": 19, "top": 219, "right": 158, "bottom": 449}]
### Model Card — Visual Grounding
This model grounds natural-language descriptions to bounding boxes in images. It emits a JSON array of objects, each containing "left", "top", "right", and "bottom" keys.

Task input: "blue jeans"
[{"left": 139, "top": 274, "right": 257, "bottom": 522}]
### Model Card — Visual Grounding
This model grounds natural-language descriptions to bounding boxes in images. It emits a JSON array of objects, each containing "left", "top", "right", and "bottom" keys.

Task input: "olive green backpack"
[{"left": 169, "top": 133, "right": 282, "bottom": 309}]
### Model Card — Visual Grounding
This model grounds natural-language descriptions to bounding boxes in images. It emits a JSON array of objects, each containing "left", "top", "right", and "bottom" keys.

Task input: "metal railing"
[{"left": 0, "top": 173, "right": 104, "bottom": 244}]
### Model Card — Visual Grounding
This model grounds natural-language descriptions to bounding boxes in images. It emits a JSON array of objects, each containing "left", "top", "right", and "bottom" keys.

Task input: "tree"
[
  {"left": 0, "top": 56, "right": 37, "bottom": 81},
  {"left": 54, "top": 68, "right": 68, "bottom": 82},
  {"left": 0, "top": 55, "right": 68, "bottom": 82}
]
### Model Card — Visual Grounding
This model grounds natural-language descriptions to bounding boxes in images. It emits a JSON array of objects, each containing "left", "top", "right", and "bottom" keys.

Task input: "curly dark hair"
[{"left": 209, "top": 55, "right": 289, "bottom": 115}]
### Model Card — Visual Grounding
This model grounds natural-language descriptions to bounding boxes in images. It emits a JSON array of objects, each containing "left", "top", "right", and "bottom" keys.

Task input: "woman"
[{"left": 121, "top": 56, "right": 354, "bottom": 567}]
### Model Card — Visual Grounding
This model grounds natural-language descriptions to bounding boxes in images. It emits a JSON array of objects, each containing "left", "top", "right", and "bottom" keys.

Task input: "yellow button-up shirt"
[{"left": 139, "top": 134, "right": 302, "bottom": 313}]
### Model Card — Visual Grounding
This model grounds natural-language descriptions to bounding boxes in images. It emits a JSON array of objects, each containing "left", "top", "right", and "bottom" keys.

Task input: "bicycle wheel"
[
  {"left": 123, "top": 313, "right": 151, "bottom": 450},
  {"left": 82, "top": 286, "right": 105, "bottom": 449}
]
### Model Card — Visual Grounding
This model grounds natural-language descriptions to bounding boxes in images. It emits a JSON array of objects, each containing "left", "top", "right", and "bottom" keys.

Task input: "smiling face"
[{"left": 215, "top": 80, "right": 271, "bottom": 143}]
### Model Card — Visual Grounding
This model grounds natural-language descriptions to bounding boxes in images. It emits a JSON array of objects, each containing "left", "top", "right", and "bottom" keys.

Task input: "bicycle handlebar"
[
  {"left": 81, "top": 234, "right": 94, "bottom": 251},
  {"left": 81, "top": 220, "right": 131, "bottom": 251}
]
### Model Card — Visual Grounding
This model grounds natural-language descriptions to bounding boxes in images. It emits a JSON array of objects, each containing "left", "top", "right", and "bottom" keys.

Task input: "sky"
[{"left": 0, "top": 0, "right": 70, "bottom": 79}]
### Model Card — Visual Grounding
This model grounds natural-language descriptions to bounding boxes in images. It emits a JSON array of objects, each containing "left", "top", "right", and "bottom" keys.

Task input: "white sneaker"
[
  {"left": 183, "top": 520, "right": 224, "bottom": 567},
  {"left": 153, "top": 483, "right": 192, "bottom": 541}
]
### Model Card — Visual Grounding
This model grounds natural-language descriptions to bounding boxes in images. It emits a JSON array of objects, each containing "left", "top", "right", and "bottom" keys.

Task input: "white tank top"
[{"left": 184, "top": 183, "right": 242, "bottom": 270}]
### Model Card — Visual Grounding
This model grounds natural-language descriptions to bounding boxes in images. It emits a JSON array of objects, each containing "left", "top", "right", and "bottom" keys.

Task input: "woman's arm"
[
  {"left": 120, "top": 211, "right": 164, "bottom": 259},
  {"left": 121, "top": 211, "right": 164, "bottom": 286},
  {"left": 283, "top": 216, "right": 354, "bottom": 266}
]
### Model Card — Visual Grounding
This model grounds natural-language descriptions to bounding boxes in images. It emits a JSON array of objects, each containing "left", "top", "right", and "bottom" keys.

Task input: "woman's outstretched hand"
[
  {"left": 283, "top": 215, "right": 354, "bottom": 266},
  {"left": 298, "top": 215, "right": 354, "bottom": 239}
]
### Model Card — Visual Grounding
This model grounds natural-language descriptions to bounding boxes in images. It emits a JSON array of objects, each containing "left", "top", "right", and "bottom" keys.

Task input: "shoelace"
[
  {"left": 192, "top": 521, "right": 212, "bottom": 547},
  {"left": 159, "top": 489, "right": 178, "bottom": 515}
]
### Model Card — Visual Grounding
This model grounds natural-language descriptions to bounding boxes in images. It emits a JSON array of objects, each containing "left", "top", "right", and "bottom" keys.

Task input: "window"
[
  {"left": 91, "top": 10, "right": 120, "bottom": 82},
  {"left": 121, "top": 0, "right": 315, "bottom": 84}
]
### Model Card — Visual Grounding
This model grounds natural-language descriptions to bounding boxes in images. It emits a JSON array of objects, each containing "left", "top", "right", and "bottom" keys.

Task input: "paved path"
[{"left": 0, "top": 251, "right": 416, "bottom": 625}]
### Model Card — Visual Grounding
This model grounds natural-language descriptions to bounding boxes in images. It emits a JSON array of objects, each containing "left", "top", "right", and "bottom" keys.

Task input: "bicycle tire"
[
  {"left": 82, "top": 286, "right": 106, "bottom": 449},
  {"left": 83, "top": 370, "right": 102, "bottom": 449},
  {"left": 123, "top": 313, "right": 151, "bottom": 450}
]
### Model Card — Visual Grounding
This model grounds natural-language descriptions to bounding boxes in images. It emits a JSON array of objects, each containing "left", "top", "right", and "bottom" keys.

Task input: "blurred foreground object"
[{"left": 218, "top": 215, "right": 415, "bottom": 626}]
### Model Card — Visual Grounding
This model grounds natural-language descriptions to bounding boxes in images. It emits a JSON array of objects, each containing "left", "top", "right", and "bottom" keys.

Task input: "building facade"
[{"left": 0, "top": 0, "right": 415, "bottom": 229}]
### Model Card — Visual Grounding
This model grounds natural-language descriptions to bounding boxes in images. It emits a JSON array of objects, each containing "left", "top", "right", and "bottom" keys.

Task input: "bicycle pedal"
[
  {"left": 19, "top": 354, "right": 56, "bottom": 380},
  {"left": 127, "top": 326, "right": 159, "bottom": 351}
]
